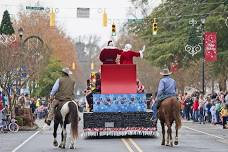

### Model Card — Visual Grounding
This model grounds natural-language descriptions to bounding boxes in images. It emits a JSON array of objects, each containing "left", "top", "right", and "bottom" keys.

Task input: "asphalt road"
[{"left": 0, "top": 119, "right": 228, "bottom": 152}]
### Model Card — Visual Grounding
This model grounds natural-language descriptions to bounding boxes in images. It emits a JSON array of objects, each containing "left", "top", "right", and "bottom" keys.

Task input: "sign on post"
[
  {"left": 127, "top": 19, "right": 144, "bottom": 24},
  {"left": 77, "top": 8, "right": 90, "bottom": 18},
  {"left": 26, "top": 6, "right": 44, "bottom": 11},
  {"left": 204, "top": 32, "right": 217, "bottom": 62}
]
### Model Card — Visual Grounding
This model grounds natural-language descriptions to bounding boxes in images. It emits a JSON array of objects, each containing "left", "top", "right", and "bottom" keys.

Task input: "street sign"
[
  {"left": 77, "top": 8, "right": 90, "bottom": 18},
  {"left": 26, "top": 6, "right": 44, "bottom": 11},
  {"left": 128, "top": 19, "right": 144, "bottom": 24}
]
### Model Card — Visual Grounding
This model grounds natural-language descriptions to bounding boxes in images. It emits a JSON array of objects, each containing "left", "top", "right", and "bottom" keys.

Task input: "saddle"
[
  {"left": 157, "top": 95, "right": 177, "bottom": 109},
  {"left": 54, "top": 100, "right": 78, "bottom": 123},
  {"left": 54, "top": 102, "right": 67, "bottom": 122},
  {"left": 55, "top": 102, "right": 65, "bottom": 111}
]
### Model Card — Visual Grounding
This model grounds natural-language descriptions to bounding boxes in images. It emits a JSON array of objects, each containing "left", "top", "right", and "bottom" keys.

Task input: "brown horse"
[{"left": 158, "top": 96, "right": 181, "bottom": 147}]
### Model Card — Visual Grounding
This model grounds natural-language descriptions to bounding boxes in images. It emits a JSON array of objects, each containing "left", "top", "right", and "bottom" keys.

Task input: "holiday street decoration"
[
  {"left": 185, "top": 18, "right": 202, "bottom": 56},
  {"left": 0, "top": 10, "right": 15, "bottom": 35},
  {"left": 185, "top": 44, "right": 201, "bottom": 56},
  {"left": 23, "top": 36, "right": 44, "bottom": 62},
  {"left": 0, "top": 10, "right": 16, "bottom": 46},
  {"left": 189, "top": 18, "right": 197, "bottom": 27},
  {"left": 204, "top": 32, "right": 217, "bottom": 62},
  {"left": 0, "top": 34, "right": 16, "bottom": 46}
]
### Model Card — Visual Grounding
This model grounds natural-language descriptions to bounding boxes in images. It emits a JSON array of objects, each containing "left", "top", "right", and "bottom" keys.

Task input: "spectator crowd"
[
  {"left": 178, "top": 91, "right": 228, "bottom": 129},
  {"left": 0, "top": 92, "right": 49, "bottom": 128}
]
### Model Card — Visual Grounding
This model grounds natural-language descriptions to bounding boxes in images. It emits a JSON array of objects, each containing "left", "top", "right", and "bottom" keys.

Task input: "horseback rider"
[
  {"left": 45, "top": 67, "right": 75, "bottom": 126},
  {"left": 151, "top": 68, "right": 177, "bottom": 127}
]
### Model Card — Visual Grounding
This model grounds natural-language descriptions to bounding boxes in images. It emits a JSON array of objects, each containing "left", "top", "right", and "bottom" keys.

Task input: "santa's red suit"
[
  {"left": 99, "top": 46, "right": 123, "bottom": 64},
  {"left": 120, "top": 51, "right": 142, "bottom": 64}
]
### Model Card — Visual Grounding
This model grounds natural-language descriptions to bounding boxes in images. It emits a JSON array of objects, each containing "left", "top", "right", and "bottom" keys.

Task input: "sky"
[{"left": 0, "top": 0, "right": 161, "bottom": 46}]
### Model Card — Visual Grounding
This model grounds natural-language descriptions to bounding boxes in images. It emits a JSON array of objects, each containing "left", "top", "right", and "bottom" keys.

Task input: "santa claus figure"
[
  {"left": 99, "top": 40, "right": 123, "bottom": 64},
  {"left": 120, "top": 44, "right": 145, "bottom": 64}
]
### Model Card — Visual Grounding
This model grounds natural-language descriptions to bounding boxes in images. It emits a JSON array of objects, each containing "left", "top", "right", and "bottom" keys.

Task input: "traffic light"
[
  {"left": 102, "top": 10, "right": 107, "bottom": 27},
  {"left": 152, "top": 18, "right": 158, "bottom": 35},
  {"left": 50, "top": 8, "right": 55, "bottom": 27},
  {"left": 91, "top": 62, "right": 94, "bottom": 70},
  {"left": 112, "top": 23, "right": 116, "bottom": 36},
  {"left": 72, "top": 62, "right": 76, "bottom": 70}
]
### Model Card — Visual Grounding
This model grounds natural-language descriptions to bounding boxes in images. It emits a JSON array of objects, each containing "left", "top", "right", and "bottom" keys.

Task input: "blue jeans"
[
  {"left": 193, "top": 110, "right": 199, "bottom": 122},
  {"left": 222, "top": 116, "right": 227, "bottom": 127},
  {"left": 152, "top": 101, "right": 158, "bottom": 120}
]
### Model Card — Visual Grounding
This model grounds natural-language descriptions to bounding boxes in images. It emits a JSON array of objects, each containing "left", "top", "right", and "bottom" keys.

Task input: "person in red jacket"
[
  {"left": 193, "top": 96, "right": 199, "bottom": 122},
  {"left": 99, "top": 40, "right": 123, "bottom": 64},
  {"left": 120, "top": 44, "right": 145, "bottom": 64}
]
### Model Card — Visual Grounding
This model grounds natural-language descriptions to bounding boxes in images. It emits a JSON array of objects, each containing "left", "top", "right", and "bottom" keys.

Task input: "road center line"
[
  {"left": 129, "top": 138, "right": 143, "bottom": 152},
  {"left": 121, "top": 139, "right": 135, "bottom": 152},
  {"left": 11, "top": 124, "right": 47, "bottom": 152},
  {"left": 183, "top": 126, "right": 225, "bottom": 140}
]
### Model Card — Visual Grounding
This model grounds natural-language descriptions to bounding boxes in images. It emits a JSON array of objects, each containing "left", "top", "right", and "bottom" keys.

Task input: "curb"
[{"left": 19, "top": 124, "right": 39, "bottom": 131}]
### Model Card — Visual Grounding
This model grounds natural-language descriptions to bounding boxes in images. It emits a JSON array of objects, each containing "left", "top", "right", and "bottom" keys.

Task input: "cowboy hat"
[
  {"left": 160, "top": 68, "right": 172, "bottom": 76},
  {"left": 62, "top": 67, "right": 72, "bottom": 75}
]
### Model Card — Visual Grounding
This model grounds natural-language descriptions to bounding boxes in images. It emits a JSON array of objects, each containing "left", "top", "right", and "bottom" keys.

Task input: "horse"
[
  {"left": 52, "top": 100, "right": 79, "bottom": 149},
  {"left": 158, "top": 96, "right": 182, "bottom": 147}
]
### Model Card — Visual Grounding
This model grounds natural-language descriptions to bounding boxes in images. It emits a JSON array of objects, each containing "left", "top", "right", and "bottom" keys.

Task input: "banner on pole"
[{"left": 204, "top": 32, "right": 217, "bottom": 62}]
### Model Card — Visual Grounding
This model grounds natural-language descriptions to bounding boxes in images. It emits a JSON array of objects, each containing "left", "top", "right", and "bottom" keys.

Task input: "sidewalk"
[
  {"left": 19, "top": 119, "right": 46, "bottom": 131},
  {"left": 182, "top": 118, "right": 226, "bottom": 129}
]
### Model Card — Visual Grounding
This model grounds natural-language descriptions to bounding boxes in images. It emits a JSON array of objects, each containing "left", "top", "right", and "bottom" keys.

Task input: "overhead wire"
[{"left": 0, "top": 1, "right": 227, "bottom": 22}]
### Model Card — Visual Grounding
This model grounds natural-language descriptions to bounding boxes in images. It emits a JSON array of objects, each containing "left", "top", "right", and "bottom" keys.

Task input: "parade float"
[{"left": 83, "top": 64, "right": 157, "bottom": 136}]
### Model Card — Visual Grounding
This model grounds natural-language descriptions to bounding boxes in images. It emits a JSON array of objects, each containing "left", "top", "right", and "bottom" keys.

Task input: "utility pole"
[{"left": 200, "top": 17, "right": 206, "bottom": 95}]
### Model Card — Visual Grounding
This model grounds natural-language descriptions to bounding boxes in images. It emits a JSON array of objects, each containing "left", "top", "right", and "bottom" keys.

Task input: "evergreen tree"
[
  {"left": 187, "top": 26, "right": 200, "bottom": 47},
  {"left": 0, "top": 10, "right": 15, "bottom": 35},
  {"left": 129, "top": 0, "right": 228, "bottom": 91}
]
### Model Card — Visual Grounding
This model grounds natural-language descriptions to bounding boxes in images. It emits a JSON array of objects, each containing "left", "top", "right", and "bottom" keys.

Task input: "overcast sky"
[{"left": 0, "top": 0, "right": 161, "bottom": 46}]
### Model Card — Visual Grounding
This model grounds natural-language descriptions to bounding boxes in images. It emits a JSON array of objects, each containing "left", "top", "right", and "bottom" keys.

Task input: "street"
[{"left": 1, "top": 119, "right": 228, "bottom": 152}]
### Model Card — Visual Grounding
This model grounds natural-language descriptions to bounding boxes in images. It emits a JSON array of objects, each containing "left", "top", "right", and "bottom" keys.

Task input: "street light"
[
  {"left": 18, "top": 27, "right": 23, "bottom": 39},
  {"left": 17, "top": 27, "right": 24, "bottom": 95},
  {"left": 201, "top": 17, "right": 206, "bottom": 95}
]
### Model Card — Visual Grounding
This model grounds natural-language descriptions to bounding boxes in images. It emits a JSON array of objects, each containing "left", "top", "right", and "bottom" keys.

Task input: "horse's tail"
[
  {"left": 68, "top": 101, "right": 79, "bottom": 139},
  {"left": 174, "top": 101, "right": 182, "bottom": 129}
]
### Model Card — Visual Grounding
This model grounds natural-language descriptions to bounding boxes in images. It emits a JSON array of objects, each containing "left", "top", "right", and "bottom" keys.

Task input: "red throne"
[{"left": 101, "top": 64, "right": 137, "bottom": 94}]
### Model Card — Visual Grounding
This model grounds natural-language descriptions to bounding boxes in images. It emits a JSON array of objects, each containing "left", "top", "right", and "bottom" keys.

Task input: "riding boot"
[{"left": 45, "top": 107, "right": 55, "bottom": 126}]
